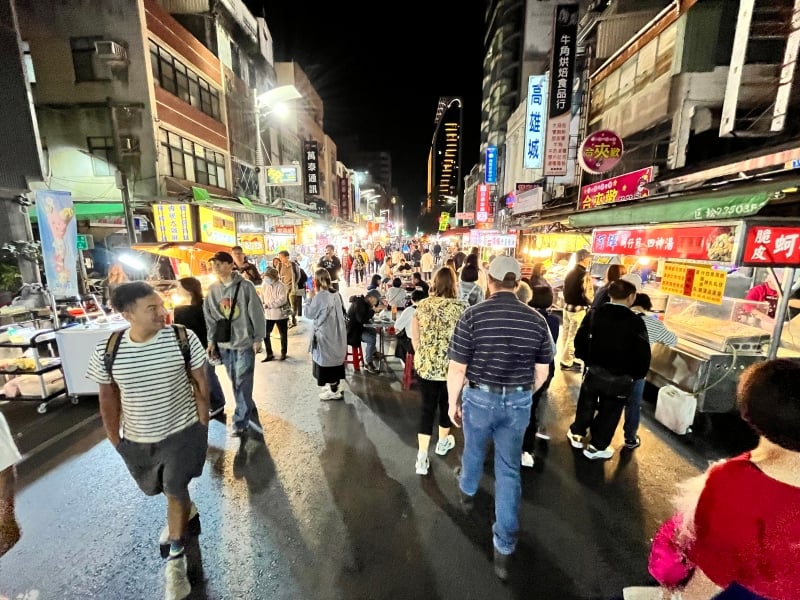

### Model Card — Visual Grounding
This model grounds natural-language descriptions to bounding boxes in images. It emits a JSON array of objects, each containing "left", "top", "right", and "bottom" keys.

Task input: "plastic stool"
[
  {"left": 346, "top": 345, "right": 363, "bottom": 373},
  {"left": 402, "top": 352, "right": 415, "bottom": 390}
]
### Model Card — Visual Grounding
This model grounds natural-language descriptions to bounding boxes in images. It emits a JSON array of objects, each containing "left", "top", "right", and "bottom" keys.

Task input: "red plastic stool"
[
  {"left": 346, "top": 345, "right": 363, "bottom": 373},
  {"left": 402, "top": 352, "right": 415, "bottom": 390}
]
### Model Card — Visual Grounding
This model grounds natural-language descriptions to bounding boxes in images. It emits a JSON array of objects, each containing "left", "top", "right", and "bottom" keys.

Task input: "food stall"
[
  {"left": 518, "top": 229, "right": 591, "bottom": 288},
  {"left": 589, "top": 219, "right": 800, "bottom": 414}
]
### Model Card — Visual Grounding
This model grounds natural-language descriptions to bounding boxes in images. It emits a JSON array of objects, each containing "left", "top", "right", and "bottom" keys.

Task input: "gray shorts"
[{"left": 116, "top": 421, "right": 207, "bottom": 500}]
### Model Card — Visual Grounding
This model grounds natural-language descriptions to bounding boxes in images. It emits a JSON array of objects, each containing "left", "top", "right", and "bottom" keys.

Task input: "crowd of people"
[{"left": 1, "top": 240, "right": 797, "bottom": 600}]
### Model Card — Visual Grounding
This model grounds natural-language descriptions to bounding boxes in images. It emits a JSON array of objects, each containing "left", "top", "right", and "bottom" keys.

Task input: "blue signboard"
[
  {"left": 523, "top": 74, "right": 548, "bottom": 170},
  {"left": 485, "top": 145, "right": 498, "bottom": 184}
]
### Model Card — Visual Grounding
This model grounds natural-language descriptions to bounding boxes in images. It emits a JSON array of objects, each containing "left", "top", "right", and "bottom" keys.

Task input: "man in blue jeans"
[
  {"left": 447, "top": 256, "right": 553, "bottom": 582},
  {"left": 204, "top": 251, "right": 266, "bottom": 439}
]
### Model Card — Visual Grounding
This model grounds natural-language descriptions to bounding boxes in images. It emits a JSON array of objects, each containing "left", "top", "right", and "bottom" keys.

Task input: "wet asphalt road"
[{"left": 0, "top": 295, "right": 758, "bottom": 600}]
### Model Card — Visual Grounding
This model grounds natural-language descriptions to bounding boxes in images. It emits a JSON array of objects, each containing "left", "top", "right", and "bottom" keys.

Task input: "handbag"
[
  {"left": 648, "top": 513, "right": 695, "bottom": 589},
  {"left": 214, "top": 281, "right": 241, "bottom": 343},
  {"left": 584, "top": 310, "right": 634, "bottom": 398}
]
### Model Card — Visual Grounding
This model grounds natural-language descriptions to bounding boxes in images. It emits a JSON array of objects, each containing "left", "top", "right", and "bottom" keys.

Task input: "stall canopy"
[
  {"left": 29, "top": 201, "right": 124, "bottom": 222},
  {"left": 131, "top": 241, "right": 230, "bottom": 273},
  {"left": 191, "top": 187, "right": 284, "bottom": 217}
]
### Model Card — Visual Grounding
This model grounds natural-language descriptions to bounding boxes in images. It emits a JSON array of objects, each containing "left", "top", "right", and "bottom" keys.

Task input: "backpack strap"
[
  {"left": 103, "top": 328, "right": 127, "bottom": 381},
  {"left": 172, "top": 324, "right": 191, "bottom": 369}
]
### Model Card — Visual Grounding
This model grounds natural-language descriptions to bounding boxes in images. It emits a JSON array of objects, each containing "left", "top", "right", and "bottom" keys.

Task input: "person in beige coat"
[{"left": 261, "top": 267, "right": 290, "bottom": 361}]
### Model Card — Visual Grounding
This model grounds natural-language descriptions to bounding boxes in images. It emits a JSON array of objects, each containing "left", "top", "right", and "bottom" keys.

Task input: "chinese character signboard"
[
  {"left": 36, "top": 190, "right": 79, "bottom": 299},
  {"left": 741, "top": 224, "right": 800, "bottom": 266},
  {"left": 544, "top": 4, "right": 578, "bottom": 176},
  {"left": 237, "top": 234, "right": 265, "bottom": 254},
  {"left": 476, "top": 184, "right": 490, "bottom": 223},
  {"left": 266, "top": 165, "right": 300, "bottom": 186},
  {"left": 303, "top": 140, "right": 320, "bottom": 196},
  {"left": 338, "top": 174, "right": 350, "bottom": 220},
  {"left": 153, "top": 203, "right": 195, "bottom": 242},
  {"left": 579, "top": 130, "right": 624, "bottom": 174},
  {"left": 578, "top": 167, "right": 652, "bottom": 210},
  {"left": 198, "top": 206, "right": 237, "bottom": 246},
  {"left": 592, "top": 224, "right": 738, "bottom": 263},
  {"left": 485, "top": 145, "right": 498, "bottom": 184},
  {"left": 661, "top": 262, "right": 727, "bottom": 305},
  {"left": 511, "top": 187, "right": 544, "bottom": 215},
  {"left": 523, "top": 75, "right": 547, "bottom": 169},
  {"left": 438, "top": 211, "right": 450, "bottom": 232}
]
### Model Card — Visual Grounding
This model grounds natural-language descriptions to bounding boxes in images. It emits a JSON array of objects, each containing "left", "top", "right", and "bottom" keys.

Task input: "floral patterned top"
[{"left": 413, "top": 296, "right": 465, "bottom": 381}]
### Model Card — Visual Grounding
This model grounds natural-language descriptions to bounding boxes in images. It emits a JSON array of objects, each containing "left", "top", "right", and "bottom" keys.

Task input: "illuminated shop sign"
[
  {"left": 544, "top": 4, "right": 578, "bottom": 176},
  {"left": 523, "top": 75, "right": 547, "bottom": 170},
  {"left": 198, "top": 206, "right": 236, "bottom": 246},
  {"left": 152, "top": 203, "right": 195, "bottom": 242},
  {"left": 579, "top": 167, "right": 652, "bottom": 210}
]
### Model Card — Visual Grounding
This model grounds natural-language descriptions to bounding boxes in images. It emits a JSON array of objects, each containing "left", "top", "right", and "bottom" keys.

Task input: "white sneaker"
[
  {"left": 583, "top": 444, "right": 614, "bottom": 460},
  {"left": 317, "top": 385, "right": 330, "bottom": 399},
  {"left": 415, "top": 453, "right": 430, "bottom": 475},
  {"left": 566, "top": 430, "right": 584, "bottom": 449},
  {"left": 521, "top": 452, "right": 535, "bottom": 468},
  {"left": 164, "top": 555, "right": 191, "bottom": 600},
  {"left": 159, "top": 502, "right": 199, "bottom": 546},
  {"left": 535, "top": 428, "right": 550, "bottom": 440},
  {"left": 434, "top": 434, "right": 456, "bottom": 456},
  {"left": 319, "top": 389, "right": 344, "bottom": 401}
]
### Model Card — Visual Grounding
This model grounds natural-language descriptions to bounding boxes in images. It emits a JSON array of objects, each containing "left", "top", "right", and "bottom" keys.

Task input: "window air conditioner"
[
  {"left": 553, "top": 184, "right": 566, "bottom": 198},
  {"left": 94, "top": 41, "right": 127, "bottom": 62}
]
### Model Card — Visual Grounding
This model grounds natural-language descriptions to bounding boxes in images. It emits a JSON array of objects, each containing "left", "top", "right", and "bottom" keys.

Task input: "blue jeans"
[
  {"left": 219, "top": 347, "right": 258, "bottom": 432},
  {"left": 458, "top": 386, "right": 531, "bottom": 556},
  {"left": 623, "top": 378, "right": 646, "bottom": 442},
  {"left": 361, "top": 329, "right": 377, "bottom": 363},
  {"left": 206, "top": 361, "right": 226, "bottom": 413}
]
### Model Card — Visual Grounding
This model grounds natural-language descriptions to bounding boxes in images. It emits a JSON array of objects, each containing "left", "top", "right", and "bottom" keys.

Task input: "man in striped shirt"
[
  {"left": 447, "top": 256, "right": 553, "bottom": 581},
  {"left": 86, "top": 282, "right": 209, "bottom": 600}
]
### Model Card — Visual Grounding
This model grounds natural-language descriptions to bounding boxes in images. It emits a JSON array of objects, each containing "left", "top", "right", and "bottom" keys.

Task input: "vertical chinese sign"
[
  {"left": 476, "top": 184, "right": 490, "bottom": 224},
  {"left": 523, "top": 75, "right": 547, "bottom": 170},
  {"left": 338, "top": 174, "right": 350, "bottom": 221},
  {"left": 36, "top": 190, "right": 79, "bottom": 299},
  {"left": 303, "top": 140, "right": 319, "bottom": 197},
  {"left": 485, "top": 145, "right": 498, "bottom": 184},
  {"left": 544, "top": 4, "right": 578, "bottom": 176}
]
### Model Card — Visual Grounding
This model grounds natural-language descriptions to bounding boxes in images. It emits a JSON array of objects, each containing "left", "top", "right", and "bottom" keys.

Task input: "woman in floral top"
[{"left": 410, "top": 267, "right": 466, "bottom": 475}]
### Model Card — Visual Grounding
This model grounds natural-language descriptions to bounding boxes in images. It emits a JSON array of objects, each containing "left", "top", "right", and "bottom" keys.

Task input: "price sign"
[{"left": 661, "top": 262, "right": 727, "bottom": 305}]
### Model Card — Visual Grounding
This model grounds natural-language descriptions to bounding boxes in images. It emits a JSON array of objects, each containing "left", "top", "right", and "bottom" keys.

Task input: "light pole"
[{"left": 254, "top": 85, "right": 302, "bottom": 203}]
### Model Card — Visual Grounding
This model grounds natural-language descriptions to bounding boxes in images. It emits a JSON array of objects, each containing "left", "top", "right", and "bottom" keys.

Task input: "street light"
[{"left": 254, "top": 85, "right": 302, "bottom": 203}]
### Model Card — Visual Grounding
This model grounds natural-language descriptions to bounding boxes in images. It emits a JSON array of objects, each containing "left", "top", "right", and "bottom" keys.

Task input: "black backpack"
[
  {"left": 103, "top": 324, "right": 191, "bottom": 381},
  {"left": 294, "top": 261, "right": 308, "bottom": 288}
]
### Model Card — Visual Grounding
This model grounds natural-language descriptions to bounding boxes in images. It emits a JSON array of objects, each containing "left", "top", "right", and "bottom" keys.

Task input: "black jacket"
[
  {"left": 173, "top": 303, "right": 209, "bottom": 348},
  {"left": 575, "top": 302, "right": 650, "bottom": 379},
  {"left": 563, "top": 264, "right": 591, "bottom": 307},
  {"left": 346, "top": 295, "right": 374, "bottom": 347}
]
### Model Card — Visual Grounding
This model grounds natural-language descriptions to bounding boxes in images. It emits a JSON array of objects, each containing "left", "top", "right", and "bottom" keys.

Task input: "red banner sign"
[
  {"left": 476, "top": 184, "right": 490, "bottom": 223},
  {"left": 579, "top": 167, "right": 652, "bottom": 210},
  {"left": 742, "top": 225, "right": 800, "bottom": 266},
  {"left": 592, "top": 225, "right": 737, "bottom": 263}
]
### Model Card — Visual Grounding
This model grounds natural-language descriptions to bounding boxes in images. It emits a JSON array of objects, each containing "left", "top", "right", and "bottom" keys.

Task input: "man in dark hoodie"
[
  {"left": 204, "top": 251, "right": 266, "bottom": 439},
  {"left": 346, "top": 289, "right": 382, "bottom": 374},
  {"left": 567, "top": 279, "right": 650, "bottom": 461}
]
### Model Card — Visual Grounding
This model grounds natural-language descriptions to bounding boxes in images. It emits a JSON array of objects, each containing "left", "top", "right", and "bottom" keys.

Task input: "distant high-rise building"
[{"left": 427, "top": 97, "right": 462, "bottom": 211}]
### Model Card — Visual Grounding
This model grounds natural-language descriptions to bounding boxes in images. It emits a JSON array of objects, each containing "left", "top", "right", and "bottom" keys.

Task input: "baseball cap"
[
  {"left": 208, "top": 251, "right": 234, "bottom": 264},
  {"left": 487, "top": 256, "right": 522, "bottom": 281},
  {"left": 620, "top": 273, "right": 643, "bottom": 292},
  {"left": 366, "top": 289, "right": 382, "bottom": 303}
]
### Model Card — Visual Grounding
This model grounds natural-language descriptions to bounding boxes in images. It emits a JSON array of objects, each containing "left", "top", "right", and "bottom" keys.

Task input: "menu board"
[
  {"left": 237, "top": 234, "right": 265, "bottom": 254},
  {"left": 198, "top": 206, "right": 236, "bottom": 246},
  {"left": 152, "top": 203, "right": 194, "bottom": 243},
  {"left": 661, "top": 262, "right": 727, "bottom": 305}
]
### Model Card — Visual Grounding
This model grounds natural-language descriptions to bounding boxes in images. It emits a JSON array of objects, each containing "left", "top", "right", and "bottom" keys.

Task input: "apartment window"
[
  {"left": 230, "top": 42, "right": 241, "bottom": 79},
  {"left": 22, "top": 41, "right": 36, "bottom": 83},
  {"left": 71, "top": 36, "right": 108, "bottom": 82},
  {"left": 159, "top": 129, "right": 226, "bottom": 189},
  {"left": 87, "top": 136, "right": 115, "bottom": 176},
  {"left": 149, "top": 42, "right": 220, "bottom": 120}
]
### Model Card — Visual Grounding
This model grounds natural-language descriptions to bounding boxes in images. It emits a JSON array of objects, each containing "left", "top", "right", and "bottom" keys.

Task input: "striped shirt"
[
  {"left": 635, "top": 310, "right": 678, "bottom": 347},
  {"left": 448, "top": 291, "right": 554, "bottom": 387},
  {"left": 85, "top": 326, "right": 207, "bottom": 443}
]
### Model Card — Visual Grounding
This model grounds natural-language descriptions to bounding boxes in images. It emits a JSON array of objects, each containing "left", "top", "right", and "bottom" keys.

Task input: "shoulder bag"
[
  {"left": 583, "top": 309, "right": 635, "bottom": 398},
  {"left": 214, "top": 281, "right": 241, "bottom": 343}
]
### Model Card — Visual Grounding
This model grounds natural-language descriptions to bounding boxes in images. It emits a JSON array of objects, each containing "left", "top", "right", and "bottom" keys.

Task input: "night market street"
[{"left": 0, "top": 290, "right": 756, "bottom": 600}]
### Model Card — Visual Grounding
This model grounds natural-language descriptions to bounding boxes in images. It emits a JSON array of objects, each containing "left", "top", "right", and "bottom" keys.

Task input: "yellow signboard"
[
  {"left": 237, "top": 234, "right": 265, "bottom": 254},
  {"left": 661, "top": 262, "right": 727, "bottom": 305},
  {"left": 152, "top": 203, "right": 194, "bottom": 242},
  {"left": 198, "top": 206, "right": 236, "bottom": 246}
]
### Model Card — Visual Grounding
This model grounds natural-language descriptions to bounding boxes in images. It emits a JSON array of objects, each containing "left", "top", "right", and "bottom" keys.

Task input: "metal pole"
[
  {"left": 255, "top": 89, "right": 267, "bottom": 203},
  {"left": 108, "top": 98, "right": 137, "bottom": 245},
  {"left": 768, "top": 267, "right": 796, "bottom": 359}
]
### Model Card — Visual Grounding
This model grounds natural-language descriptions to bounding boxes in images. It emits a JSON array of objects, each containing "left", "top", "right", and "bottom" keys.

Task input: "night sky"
[{"left": 246, "top": 1, "right": 486, "bottom": 221}]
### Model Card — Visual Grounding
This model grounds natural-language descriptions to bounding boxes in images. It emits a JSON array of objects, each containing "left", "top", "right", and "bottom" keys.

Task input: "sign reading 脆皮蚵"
[
  {"left": 544, "top": 4, "right": 578, "bottom": 176},
  {"left": 741, "top": 224, "right": 800, "bottom": 266}
]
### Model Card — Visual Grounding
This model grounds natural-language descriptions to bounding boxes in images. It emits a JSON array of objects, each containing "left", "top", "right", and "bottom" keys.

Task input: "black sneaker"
[
  {"left": 624, "top": 436, "right": 641, "bottom": 450},
  {"left": 364, "top": 361, "right": 379, "bottom": 374},
  {"left": 261, "top": 355, "right": 275, "bottom": 363},
  {"left": 493, "top": 548, "right": 510, "bottom": 582}
]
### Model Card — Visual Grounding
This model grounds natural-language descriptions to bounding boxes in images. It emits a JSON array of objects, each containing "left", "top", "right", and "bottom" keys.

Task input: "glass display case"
[{"left": 663, "top": 295, "right": 772, "bottom": 354}]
